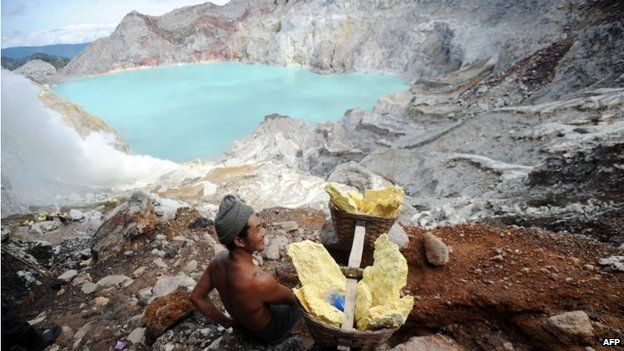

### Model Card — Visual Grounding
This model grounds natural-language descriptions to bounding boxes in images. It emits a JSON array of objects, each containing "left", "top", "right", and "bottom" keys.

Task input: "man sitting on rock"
[{"left": 191, "top": 195, "right": 302, "bottom": 345}]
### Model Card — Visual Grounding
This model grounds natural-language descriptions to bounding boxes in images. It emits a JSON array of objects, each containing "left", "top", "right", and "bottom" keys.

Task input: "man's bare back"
[
  {"left": 204, "top": 250, "right": 275, "bottom": 330},
  {"left": 191, "top": 202, "right": 301, "bottom": 344}
]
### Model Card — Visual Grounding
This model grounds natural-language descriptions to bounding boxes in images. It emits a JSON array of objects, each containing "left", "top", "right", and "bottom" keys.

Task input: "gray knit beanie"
[{"left": 214, "top": 195, "right": 254, "bottom": 246}]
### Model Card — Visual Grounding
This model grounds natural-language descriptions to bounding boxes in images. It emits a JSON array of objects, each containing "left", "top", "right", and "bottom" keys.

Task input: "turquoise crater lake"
[{"left": 52, "top": 62, "right": 408, "bottom": 162}]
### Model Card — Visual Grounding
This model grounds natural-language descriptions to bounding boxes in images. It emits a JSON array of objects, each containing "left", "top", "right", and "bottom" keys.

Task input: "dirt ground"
[
  {"left": 2, "top": 207, "right": 623, "bottom": 350},
  {"left": 395, "top": 224, "right": 624, "bottom": 350}
]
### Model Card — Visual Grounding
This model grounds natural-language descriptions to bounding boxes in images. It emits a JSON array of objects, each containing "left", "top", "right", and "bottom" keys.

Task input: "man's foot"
[{"left": 28, "top": 325, "right": 61, "bottom": 351}]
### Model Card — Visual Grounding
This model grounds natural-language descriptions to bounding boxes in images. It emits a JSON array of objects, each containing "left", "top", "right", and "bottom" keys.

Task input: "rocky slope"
[
  {"left": 223, "top": 77, "right": 624, "bottom": 245},
  {"left": 1, "top": 195, "right": 622, "bottom": 351},
  {"left": 38, "top": 89, "right": 129, "bottom": 153}
]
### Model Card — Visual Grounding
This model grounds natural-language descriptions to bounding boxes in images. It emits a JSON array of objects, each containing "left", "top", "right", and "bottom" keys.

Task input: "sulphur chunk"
[
  {"left": 288, "top": 241, "right": 346, "bottom": 327},
  {"left": 294, "top": 285, "right": 344, "bottom": 327},
  {"left": 363, "top": 186, "right": 404, "bottom": 218},
  {"left": 355, "top": 282, "right": 373, "bottom": 329},
  {"left": 355, "top": 234, "right": 413, "bottom": 330},
  {"left": 325, "top": 182, "right": 404, "bottom": 218},
  {"left": 325, "top": 183, "right": 358, "bottom": 213}
]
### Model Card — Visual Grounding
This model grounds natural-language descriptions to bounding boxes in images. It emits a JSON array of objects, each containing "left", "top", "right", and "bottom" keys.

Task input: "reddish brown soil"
[{"left": 394, "top": 224, "right": 624, "bottom": 351}]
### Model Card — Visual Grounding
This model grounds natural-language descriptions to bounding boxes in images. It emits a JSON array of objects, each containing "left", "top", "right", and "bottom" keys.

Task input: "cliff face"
[
  {"left": 53, "top": 2, "right": 536, "bottom": 75},
  {"left": 62, "top": 0, "right": 623, "bottom": 100},
  {"left": 60, "top": 0, "right": 275, "bottom": 76}
]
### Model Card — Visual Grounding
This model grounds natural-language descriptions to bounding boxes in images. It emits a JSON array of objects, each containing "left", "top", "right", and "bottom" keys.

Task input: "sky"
[{"left": 1, "top": 0, "right": 230, "bottom": 48}]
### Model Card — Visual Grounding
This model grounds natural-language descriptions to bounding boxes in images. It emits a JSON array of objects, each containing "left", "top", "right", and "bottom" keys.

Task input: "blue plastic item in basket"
[{"left": 327, "top": 290, "right": 345, "bottom": 312}]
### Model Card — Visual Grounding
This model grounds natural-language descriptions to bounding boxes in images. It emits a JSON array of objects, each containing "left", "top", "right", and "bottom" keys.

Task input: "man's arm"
[
  {"left": 254, "top": 271, "right": 297, "bottom": 305},
  {"left": 190, "top": 261, "right": 233, "bottom": 328}
]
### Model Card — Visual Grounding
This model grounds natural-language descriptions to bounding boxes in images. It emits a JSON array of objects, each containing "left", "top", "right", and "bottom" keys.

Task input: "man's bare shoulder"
[
  {"left": 209, "top": 251, "right": 228, "bottom": 268},
  {"left": 251, "top": 269, "right": 277, "bottom": 290}
]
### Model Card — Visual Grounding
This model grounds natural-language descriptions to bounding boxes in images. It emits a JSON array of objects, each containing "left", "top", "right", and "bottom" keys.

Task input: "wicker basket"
[
  {"left": 329, "top": 202, "right": 398, "bottom": 249},
  {"left": 301, "top": 307, "right": 399, "bottom": 350}
]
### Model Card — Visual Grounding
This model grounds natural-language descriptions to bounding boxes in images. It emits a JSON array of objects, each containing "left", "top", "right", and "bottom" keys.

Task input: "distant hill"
[
  {"left": 1, "top": 53, "right": 71, "bottom": 71},
  {"left": 1, "top": 43, "right": 89, "bottom": 60}
]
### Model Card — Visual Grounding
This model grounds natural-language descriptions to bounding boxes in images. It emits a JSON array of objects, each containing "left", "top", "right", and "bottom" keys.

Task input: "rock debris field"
[{"left": 1, "top": 193, "right": 622, "bottom": 350}]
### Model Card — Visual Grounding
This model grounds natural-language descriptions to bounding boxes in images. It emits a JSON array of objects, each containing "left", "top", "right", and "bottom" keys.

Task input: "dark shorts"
[{"left": 235, "top": 304, "right": 303, "bottom": 345}]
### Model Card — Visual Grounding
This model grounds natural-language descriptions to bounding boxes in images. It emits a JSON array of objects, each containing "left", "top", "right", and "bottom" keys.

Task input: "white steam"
[{"left": 1, "top": 70, "right": 203, "bottom": 211}]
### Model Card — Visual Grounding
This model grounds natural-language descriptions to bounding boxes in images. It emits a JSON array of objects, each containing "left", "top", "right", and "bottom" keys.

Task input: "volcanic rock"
[
  {"left": 91, "top": 192, "right": 157, "bottom": 261},
  {"left": 423, "top": 232, "right": 450, "bottom": 266},
  {"left": 546, "top": 310, "right": 594, "bottom": 341},
  {"left": 392, "top": 334, "right": 465, "bottom": 351},
  {"left": 144, "top": 288, "right": 194, "bottom": 339}
]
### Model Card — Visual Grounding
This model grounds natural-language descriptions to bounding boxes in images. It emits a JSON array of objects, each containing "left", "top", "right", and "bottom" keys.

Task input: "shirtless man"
[{"left": 190, "top": 195, "right": 302, "bottom": 345}]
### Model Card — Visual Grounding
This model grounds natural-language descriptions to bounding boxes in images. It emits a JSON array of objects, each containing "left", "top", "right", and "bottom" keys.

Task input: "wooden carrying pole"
[{"left": 337, "top": 220, "right": 366, "bottom": 351}]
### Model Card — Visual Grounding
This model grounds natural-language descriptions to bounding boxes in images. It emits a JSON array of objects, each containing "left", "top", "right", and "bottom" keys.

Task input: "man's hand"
[{"left": 190, "top": 261, "right": 234, "bottom": 328}]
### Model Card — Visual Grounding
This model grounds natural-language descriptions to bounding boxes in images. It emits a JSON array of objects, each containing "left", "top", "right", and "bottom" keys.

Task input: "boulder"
[
  {"left": 27, "top": 312, "right": 46, "bottom": 326},
  {"left": 91, "top": 192, "right": 157, "bottom": 261},
  {"left": 387, "top": 223, "right": 410, "bottom": 248},
  {"left": 153, "top": 273, "right": 196, "bottom": 299},
  {"left": 96, "top": 274, "right": 133, "bottom": 288},
  {"left": 128, "top": 327, "right": 146, "bottom": 345},
  {"left": 72, "top": 322, "right": 93, "bottom": 350},
  {"left": 56, "top": 326, "right": 74, "bottom": 347},
  {"left": 125, "top": 313, "right": 145, "bottom": 330},
  {"left": 81, "top": 282, "right": 98, "bottom": 294},
  {"left": 546, "top": 311, "right": 594, "bottom": 342},
  {"left": 144, "top": 289, "right": 194, "bottom": 339},
  {"left": 319, "top": 217, "right": 342, "bottom": 248},
  {"left": 58, "top": 269, "right": 78, "bottom": 282},
  {"left": 93, "top": 296, "right": 110, "bottom": 307},
  {"left": 68, "top": 209, "right": 85, "bottom": 220},
  {"left": 598, "top": 256, "right": 624, "bottom": 271},
  {"left": 392, "top": 334, "right": 465, "bottom": 351},
  {"left": 327, "top": 161, "right": 393, "bottom": 192},
  {"left": 264, "top": 236, "right": 289, "bottom": 260},
  {"left": 133, "top": 266, "right": 147, "bottom": 278},
  {"left": 163, "top": 207, "right": 205, "bottom": 239},
  {"left": 423, "top": 232, "right": 449, "bottom": 266},
  {"left": 182, "top": 260, "right": 198, "bottom": 274},
  {"left": 273, "top": 221, "right": 298, "bottom": 232},
  {"left": 138, "top": 288, "right": 154, "bottom": 304},
  {"left": 30, "top": 221, "right": 59, "bottom": 235},
  {"left": 154, "top": 258, "right": 168, "bottom": 269}
]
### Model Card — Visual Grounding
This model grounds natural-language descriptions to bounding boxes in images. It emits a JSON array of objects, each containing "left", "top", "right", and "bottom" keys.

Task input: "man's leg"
[
  {"left": 234, "top": 304, "right": 303, "bottom": 345},
  {"left": 2, "top": 302, "right": 61, "bottom": 351},
  {"left": 264, "top": 304, "right": 303, "bottom": 344},
  {"left": 2, "top": 302, "right": 31, "bottom": 348}
]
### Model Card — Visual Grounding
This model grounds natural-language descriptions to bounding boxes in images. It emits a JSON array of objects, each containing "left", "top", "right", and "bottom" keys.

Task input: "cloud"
[
  {"left": 3, "top": 1, "right": 26, "bottom": 16},
  {"left": 2, "top": 0, "right": 232, "bottom": 48},
  {"left": 2, "top": 23, "right": 117, "bottom": 47}
]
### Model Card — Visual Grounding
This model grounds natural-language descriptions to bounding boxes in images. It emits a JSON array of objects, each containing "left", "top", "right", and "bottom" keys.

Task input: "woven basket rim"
[
  {"left": 328, "top": 202, "right": 399, "bottom": 221},
  {"left": 299, "top": 302, "right": 399, "bottom": 336}
]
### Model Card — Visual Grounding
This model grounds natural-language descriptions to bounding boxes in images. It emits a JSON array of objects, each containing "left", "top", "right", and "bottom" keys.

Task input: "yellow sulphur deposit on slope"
[
  {"left": 288, "top": 240, "right": 346, "bottom": 327},
  {"left": 325, "top": 183, "right": 404, "bottom": 218},
  {"left": 355, "top": 234, "right": 414, "bottom": 330}
]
